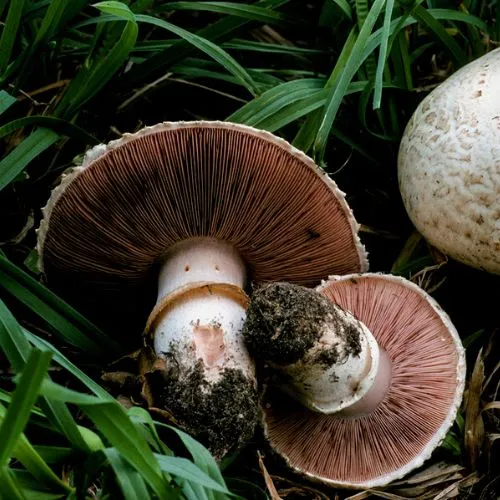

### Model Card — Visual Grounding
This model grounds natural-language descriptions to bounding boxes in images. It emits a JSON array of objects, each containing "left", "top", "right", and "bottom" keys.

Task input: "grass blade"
[
  {"left": 38, "top": 381, "right": 173, "bottom": 498},
  {"left": 127, "top": 408, "right": 173, "bottom": 456},
  {"left": 25, "top": 331, "right": 113, "bottom": 400},
  {"left": 0, "top": 467, "right": 24, "bottom": 500},
  {"left": 0, "top": 298, "right": 95, "bottom": 453},
  {"left": 0, "top": 90, "right": 16, "bottom": 114},
  {"left": 0, "top": 0, "right": 25, "bottom": 74},
  {"left": 0, "top": 128, "right": 59, "bottom": 192},
  {"left": 155, "top": 455, "right": 231, "bottom": 494},
  {"left": 229, "top": 78, "right": 390, "bottom": 134},
  {"left": 14, "top": 0, "right": 88, "bottom": 87},
  {"left": 0, "top": 117, "right": 98, "bottom": 144},
  {"left": 0, "top": 349, "right": 53, "bottom": 467},
  {"left": 412, "top": 5, "right": 467, "bottom": 66},
  {"left": 168, "top": 58, "right": 278, "bottom": 90},
  {"left": 182, "top": 481, "right": 211, "bottom": 500},
  {"left": 10, "top": 469, "right": 70, "bottom": 498},
  {"left": 94, "top": 1, "right": 136, "bottom": 21},
  {"left": 123, "top": 0, "right": 289, "bottom": 85},
  {"left": 222, "top": 39, "right": 327, "bottom": 55},
  {"left": 355, "top": 0, "right": 377, "bottom": 80},
  {"left": 56, "top": 5, "right": 138, "bottom": 118},
  {"left": 83, "top": 407, "right": 172, "bottom": 497},
  {"left": 160, "top": 1, "right": 296, "bottom": 26},
  {"left": 293, "top": 28, "right": 357, "bottom": 152},
  {"left": 0, "top": 253, "right": 120, "bottom": 355},
  {"left": 254, "top": 81, "right": 383, "bottom": 132},
  {"left": 394, "top": 30, "right": 413, "bottom": 89},
  {"left": 328, "top": 0, "right": 353, "bottom": 20},
  {"left": 313, "top": 0, "right": 386, "bottom": 163},
  {"left": 427, "top": 8, "right": 488, "bottom": 32},
  {"left": 167, "top": 425, "right": 225, "bottom": 483},
  {"left": 104, "top": 448, "right": 152, "bottom": 500},
  {"left": 227, "top": 78, "right": 325, "bottom": 125},
  {"left": 41, "top": 401, "right": 93, "bottom": 454},
  {"left": 33, "top": 0, "right": 71, "bottom": 45},
  {"left": 0, "top": 298, "right": 32, "bottom": 371},
  {"left": 0, "top": 404, "right": 72, "bottom": 493},
  {"left": 135, "top": 14, "right": 260, "bottom": 96},
  {"left": 33, "top": 446, "right": 73, "bottom": 464},
  {"left": 362, "top": 13, "right": 414, "bottom": 63},
  {"left": 373, "top": 0, "right": 395, "bottom": 109}
]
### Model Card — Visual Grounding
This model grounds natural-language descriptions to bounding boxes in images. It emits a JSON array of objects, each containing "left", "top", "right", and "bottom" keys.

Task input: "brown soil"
[
  {"left": 242, "top": 282, "right": 362, "bottom": 367},
  {"left": 147, "top": 354, "right": 258, "bottom": 460}
]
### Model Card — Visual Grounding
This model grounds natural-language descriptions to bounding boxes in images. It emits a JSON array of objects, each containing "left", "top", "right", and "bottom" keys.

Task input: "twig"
[
  {"left": 15, "top": 80, "right": 70, "bottom": 101},
  {"left": 257, "top": 451, "right": 282, "bottom": 500}
]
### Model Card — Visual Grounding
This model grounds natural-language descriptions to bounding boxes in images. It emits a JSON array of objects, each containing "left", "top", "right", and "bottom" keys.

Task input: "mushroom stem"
[
  {"left": 243, "top": 282, "right": 392, "bottom": 416},
  {"left": 157, "top": 237, "right": 247, "bottom": 299},
  {"left": 336, "top": 348, "right": 392, "bottom": 417},
  {"left": 147, "top": 237, "right": 254, "bottom": 383}
]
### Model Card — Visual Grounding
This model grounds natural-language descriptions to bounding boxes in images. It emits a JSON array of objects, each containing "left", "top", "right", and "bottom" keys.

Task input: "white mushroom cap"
[{"left": 398, "top": 47, "right": 500, "bottom": 273}]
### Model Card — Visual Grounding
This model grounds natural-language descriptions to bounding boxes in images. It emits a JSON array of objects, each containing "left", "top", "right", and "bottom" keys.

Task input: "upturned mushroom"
[
  {"left": 243, "top": 274, "right": 465, "bottom": 488},
  {"left": 37, "top": 121, "right": 368, "bottom": 457},
  {"left": 398, "top": 47, "right": 500, "bottom": 274}
]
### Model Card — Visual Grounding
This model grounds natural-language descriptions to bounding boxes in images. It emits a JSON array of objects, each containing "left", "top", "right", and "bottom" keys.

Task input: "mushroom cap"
[
  {"left": 37, "top": 121, "right": 367, "bottom": 334},
  {"left": 261, "top": 273, "right": 465, "bottom": 489},
  {"left": 398, "top": 48, "right": 500, "bottom": 273}
]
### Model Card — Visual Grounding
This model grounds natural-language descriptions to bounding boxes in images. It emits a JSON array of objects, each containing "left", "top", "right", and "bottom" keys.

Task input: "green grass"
[{"left": 1, "top": 0, "right": 499, "bottom": 498}]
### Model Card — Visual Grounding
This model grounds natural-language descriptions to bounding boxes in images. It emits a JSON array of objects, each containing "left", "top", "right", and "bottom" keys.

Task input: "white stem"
[
  {"left": 338, "top": 348, "right": 392, "bottom": 418},
  {"left": 274, "top": 309, "right": 391, "bottom": 415},
  {"left": 157, "top": 237, "right": 247, "bottom": 299},
  {"left": 149, "top": 238, "right": 254, "bottom": 383}
]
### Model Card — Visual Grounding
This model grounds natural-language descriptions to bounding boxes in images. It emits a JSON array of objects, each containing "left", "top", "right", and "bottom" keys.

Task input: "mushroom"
[
  {"left": 398, "top": 47, "right": 500, "bottom": 274},
  {"left": 36, "top": 121, "right": 368, "bottom": 457},
  {"left": 243, "top": 274, "right": 465, "bottom": 488}
]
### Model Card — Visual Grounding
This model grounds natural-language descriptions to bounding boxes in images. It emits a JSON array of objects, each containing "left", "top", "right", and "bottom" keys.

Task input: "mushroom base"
[
  {"left": 243, "top": 282, "right": 379, "bottom": 413},
  {"left": 243, "top": 282, "right": 364, "bottom": 364},
  {"left": 146, "top": 354, "right": 258, "bottom": 459},
  {"left": 101, "top": 346, "right": 258, "bottom": 460}
]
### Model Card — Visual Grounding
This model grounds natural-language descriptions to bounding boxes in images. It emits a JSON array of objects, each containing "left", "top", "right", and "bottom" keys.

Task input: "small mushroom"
[
  {"left": 398, "top": 47, "right": 500, "bottom": 273},
  {"left": 37, "top": 121, "right": 367, "bottom": 456},
  {"left": 244, "top": 274, "right": 465, "bottom": 488}
]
